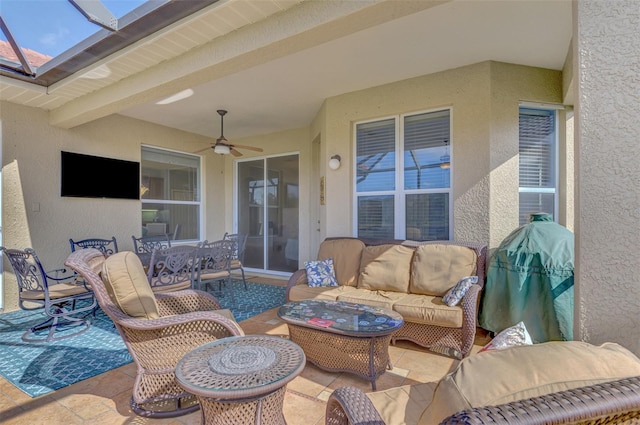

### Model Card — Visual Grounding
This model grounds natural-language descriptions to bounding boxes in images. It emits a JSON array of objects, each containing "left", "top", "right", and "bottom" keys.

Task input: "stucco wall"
[
  {"left": 319, "top": 61, "right": 563, "bottom": 249},
  {"left": 574, "top": 1, "right": 640, "bottom": 354},
  {"left": 1, "top": 60, "right": 569, "bottom": 312},
  {"left": 0, "top": 102, "right": 220, "bottom": 312},
  {"left": 488, "top": 62, "right": 563, "bottom": 247}
]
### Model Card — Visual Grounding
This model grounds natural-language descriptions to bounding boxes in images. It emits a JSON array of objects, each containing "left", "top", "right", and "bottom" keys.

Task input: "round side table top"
[{"left": 175, "top": 335, "right": 306, "bottom": 399}]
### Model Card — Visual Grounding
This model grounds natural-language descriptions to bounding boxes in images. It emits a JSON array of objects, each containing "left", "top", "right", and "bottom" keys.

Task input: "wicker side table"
[{"left": 175, "top": 335, "right": 305, "bottom": 425}]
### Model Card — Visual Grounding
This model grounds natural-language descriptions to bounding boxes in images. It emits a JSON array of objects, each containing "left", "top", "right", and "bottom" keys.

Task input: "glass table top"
[{"left": 278, "top": 299, "right": 404, "bottom": 336}]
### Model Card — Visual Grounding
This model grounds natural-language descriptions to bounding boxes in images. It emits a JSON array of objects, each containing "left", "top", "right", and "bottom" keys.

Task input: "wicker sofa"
[
  {"left": 325, "top": 341, "right": 640, "bottom": 425},
  {"left": 285, "top": 237, "right": 487, "bottom": 359}
]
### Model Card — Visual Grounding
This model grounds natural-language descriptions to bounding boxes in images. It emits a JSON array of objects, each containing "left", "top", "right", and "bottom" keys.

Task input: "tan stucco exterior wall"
[
  {"left": 1, "top": 61, "right": 569, "bottom": 313},
  {"left": 574, "top": 1, "right": 640, "bottom": 354},
  {"left": 317, "top": 61, "right": 563, "bottom": 251},
  {"left": 0, "top": 101, "right": 221, "bottom": 312},
  {"left": 488, "top": 62, "right": 564, "bottom": 246}
]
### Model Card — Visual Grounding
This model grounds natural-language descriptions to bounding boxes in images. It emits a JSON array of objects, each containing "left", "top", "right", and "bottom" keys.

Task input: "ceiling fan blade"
[
  {"left": 230, "top": 147, "right": 243, "bottom": 157},
  {"left": 231, "top": 144, "right": 263, "bottom": 152},
  {"left": 193, "top": 146, "right": 212, "bottom": 154}
]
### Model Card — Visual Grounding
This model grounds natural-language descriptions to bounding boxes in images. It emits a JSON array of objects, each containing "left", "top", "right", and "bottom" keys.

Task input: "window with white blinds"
[
  {"left": 141, "top": 146, "right": 202, "bottom": 242},
  {"left": 519, "top": 107, "right": 557, "bottom": 225},
  {"left": 355, "top": 109, "right": 451, "bottom": 241}
]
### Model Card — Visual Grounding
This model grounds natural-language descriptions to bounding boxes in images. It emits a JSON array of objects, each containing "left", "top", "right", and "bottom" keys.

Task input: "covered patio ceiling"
[{"left": 0, "top": 0, "right": 573, "bottom": 145}]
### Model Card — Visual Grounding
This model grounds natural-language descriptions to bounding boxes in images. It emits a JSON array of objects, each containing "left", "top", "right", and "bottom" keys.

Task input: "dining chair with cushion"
[
  {"left": 131, "top": 234, "right": 171, "bottom": 268},
  {"left": 69, "top": 236, "right": 119, "bottom": 256},
  {"left": 222, "top": 232, "right": 248, "bottom": 290},
  {"left": 65, "top": 248, "right": 243, "bottom": 418},
  {"left": 146, "top": 245, "right": 197, "bottom": 293},
  {"left": 1, "top": 246, "right": 97, "bottom": 342},
  {"left": 194, "top": 240, "right": 234, "bottom": 296}
]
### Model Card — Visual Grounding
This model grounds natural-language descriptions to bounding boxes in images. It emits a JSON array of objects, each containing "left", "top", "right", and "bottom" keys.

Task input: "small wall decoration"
[{"left": 320, "top": 176, "right": 325, "bottom": 205}]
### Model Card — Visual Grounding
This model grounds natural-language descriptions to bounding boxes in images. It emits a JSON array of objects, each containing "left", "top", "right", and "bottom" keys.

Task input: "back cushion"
[
  {"left": 317, "top": 239, "right": 365, "bottom": 287},
  {"left": 102, "top": 251, "right": 159, "bottom": 319},
  {"left": 410, "top": 244, "right": 477, "bottom": 296},
  {"left": 358, "top": 244, "right": 414, "bottom": 293},
  {"left": 421, "top": 341, "right": 640, "bottom": 424}
]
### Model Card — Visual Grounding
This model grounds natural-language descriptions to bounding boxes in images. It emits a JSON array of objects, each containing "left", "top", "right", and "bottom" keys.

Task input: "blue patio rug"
[{"left": 0, "top": 280, "right": 285, "bottom": 398}]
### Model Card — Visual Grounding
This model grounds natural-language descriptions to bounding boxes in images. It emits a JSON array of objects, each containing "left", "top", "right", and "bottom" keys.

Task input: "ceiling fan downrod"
[{"left": 217, "top": 109, "right": 227, "bottom": 143}]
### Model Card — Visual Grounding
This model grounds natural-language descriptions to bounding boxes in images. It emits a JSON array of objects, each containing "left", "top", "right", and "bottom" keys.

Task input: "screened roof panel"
[{"left": 0, "top": 0, "right": 218, "bottom": 85}]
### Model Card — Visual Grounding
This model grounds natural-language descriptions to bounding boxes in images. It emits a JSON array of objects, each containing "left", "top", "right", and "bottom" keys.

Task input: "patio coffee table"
[
  {"left": 175, "top": 335, "right": 305, "bottom": 425},
  {"left": 278, "top": 299, "right": 404, "bottom": 390}
]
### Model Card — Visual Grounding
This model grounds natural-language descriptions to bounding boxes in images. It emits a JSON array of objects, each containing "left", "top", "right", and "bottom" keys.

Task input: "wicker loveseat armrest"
[
  {"left": 459, "top": 283, "right": 482, "bottom": 358},
  {"left": 285, "top": 268, "right": 308, "bottom": 300},
  {"left": 155, "top": 289, "right": 223, "bottom": 315},
  {"left": 440, "top": 376, "right": 640, "bottom": 425},
  {"left": 326, "top": 386, "right": 385, "bottom": 425}
]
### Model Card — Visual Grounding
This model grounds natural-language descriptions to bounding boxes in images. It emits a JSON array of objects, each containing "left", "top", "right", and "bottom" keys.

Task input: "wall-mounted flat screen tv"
[{"left": 61, "top": 151, "right": 140, "bottom": 200}]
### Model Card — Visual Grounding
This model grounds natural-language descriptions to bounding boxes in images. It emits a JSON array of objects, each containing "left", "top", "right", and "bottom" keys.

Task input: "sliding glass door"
[{"left": 236, "top": 154, "right": 299, "bottom": 273}]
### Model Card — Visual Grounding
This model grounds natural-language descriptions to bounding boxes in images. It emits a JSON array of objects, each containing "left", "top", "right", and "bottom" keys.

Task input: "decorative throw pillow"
[
  {"left": 479, "top": 321, "right": 533, "bottom": 352},
  {"left": 305, "top": 258, "right": 338, "bottom": 287},
  {"left": 442, "top": 276, "right": 479, "bottom": 306}
]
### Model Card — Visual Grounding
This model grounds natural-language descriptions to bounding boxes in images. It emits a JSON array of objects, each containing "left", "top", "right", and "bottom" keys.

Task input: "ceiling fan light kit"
[{"left": 214, "top": 144, "right": 230, "bottom": 155}]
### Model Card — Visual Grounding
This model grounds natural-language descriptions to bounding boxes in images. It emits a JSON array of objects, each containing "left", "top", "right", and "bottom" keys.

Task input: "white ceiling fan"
[{"left": 195, "top": 109, "right": 264, "bottom": 157}]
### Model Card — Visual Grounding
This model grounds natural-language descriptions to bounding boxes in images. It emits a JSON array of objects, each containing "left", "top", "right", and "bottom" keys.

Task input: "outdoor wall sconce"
[{"left": 329, "top": 154, "right": 341, "bottom": 170}]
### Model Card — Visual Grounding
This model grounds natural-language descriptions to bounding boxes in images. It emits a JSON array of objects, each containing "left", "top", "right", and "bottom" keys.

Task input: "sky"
[{"left": 0, "top": 0, "right": 147, "bottom": 58}]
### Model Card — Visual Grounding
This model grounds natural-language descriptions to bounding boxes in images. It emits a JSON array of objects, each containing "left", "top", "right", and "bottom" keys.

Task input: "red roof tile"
[{"left": 0, "top": 40, "right": 52, "bottom": 67}]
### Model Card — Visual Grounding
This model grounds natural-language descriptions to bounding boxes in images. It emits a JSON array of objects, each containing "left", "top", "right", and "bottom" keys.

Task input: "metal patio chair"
[
  {"left": 1, "top": 246, "right": 96, "bottom": 342},
  {"left": 194, "top": 240, "right": 234, "bottom": 297},
  {"left": 222, "top": 232, "right": 248, "bottom": 290},
  {"left": 147, "top": 245, "right": 197, "bottom": 293},
  {"left": 131, "top": 234, "right": 171, "bottom": 268},
  {"left": 69, "top": 236, "right": 119, "bottom": 256}
]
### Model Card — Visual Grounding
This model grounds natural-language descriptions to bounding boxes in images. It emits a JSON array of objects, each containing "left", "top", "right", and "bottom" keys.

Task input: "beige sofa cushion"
[
  {"left": 393, "top": 294, "right": 463, "bottom": 327},
  {"left": 102, "top": 251, "right": 159, "bottom": 319},
  {"left": 317, "top": 239, "right": 365, "bottom": 287},
  {"left": 410, "top": 244, "right": 477, "bottom": 296},
  {"left": 358, "top": 244, "right": 414, "bottom": 293},
  {"left": 22, "top": 283, "right": 89, "bottom": 300},
  {"left": 337, "top": 288, "right": 407, "bottom": 311},
  {"left": 288, "top": 284, "right": 357, "bottom": 302},
  {"left": 366, "top": 382, "right": 437, "bottom": 425},
  {"left": 421, "top": 341, "right": 640, "bottom": 424}
]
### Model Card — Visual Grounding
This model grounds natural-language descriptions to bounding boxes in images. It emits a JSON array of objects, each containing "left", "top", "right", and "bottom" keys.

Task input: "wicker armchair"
[
  {"left": 326, "top": 377, "right": 640, "bottom": 425},
  {"left": 65, "top": 248, "right": 244, "bottom": 419}
]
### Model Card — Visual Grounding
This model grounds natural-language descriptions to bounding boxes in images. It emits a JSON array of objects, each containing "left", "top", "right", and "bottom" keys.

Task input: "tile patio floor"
[{"left": 0, "top": 276, "right": 491, "bottom": 425}]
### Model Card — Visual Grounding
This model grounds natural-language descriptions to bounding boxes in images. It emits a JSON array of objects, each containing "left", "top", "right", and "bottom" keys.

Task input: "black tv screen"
[{"left": 61, "top": 151, "right": 140, "bottom": 200}]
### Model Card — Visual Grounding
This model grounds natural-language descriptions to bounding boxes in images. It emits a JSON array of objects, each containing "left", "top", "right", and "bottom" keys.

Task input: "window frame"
[
  {"left": 518, "top": 104, "right": 560, "bottom": 225},
  {"left": 140, "top": 145, "right": 202, "bottom": 243},
  {"left": 352, "top": 107, "right": 453, "bottom": 240}
]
